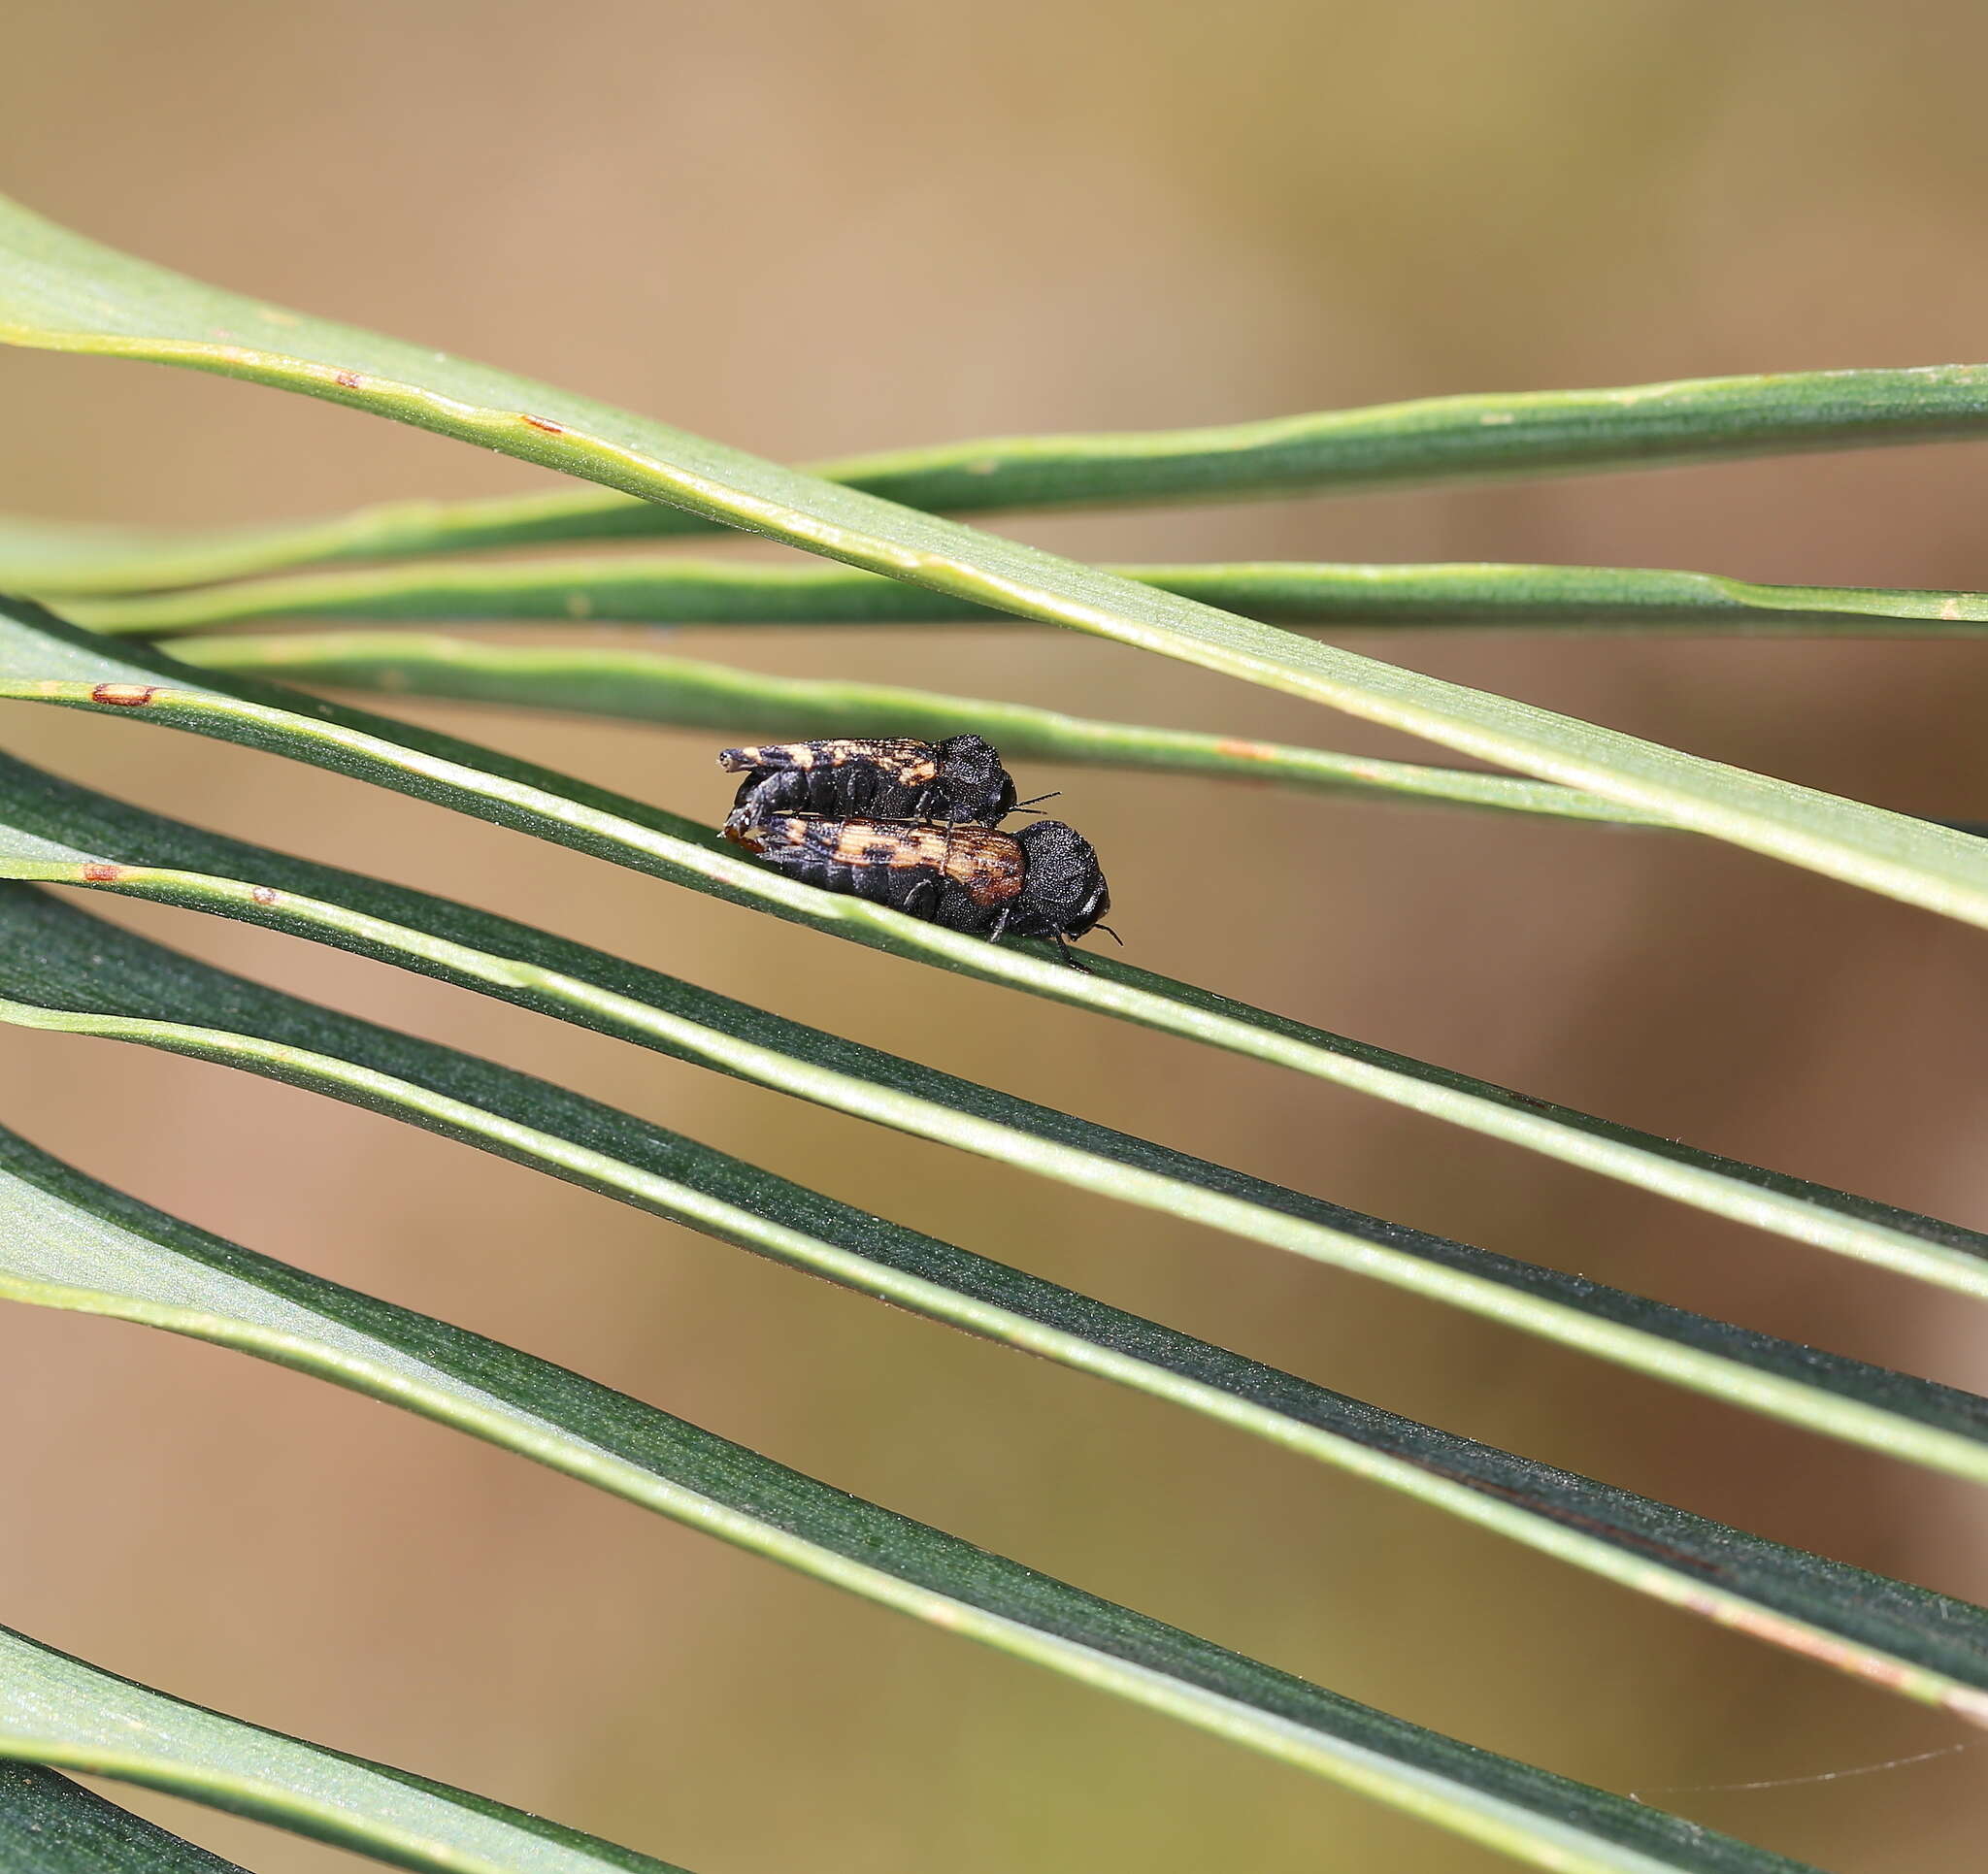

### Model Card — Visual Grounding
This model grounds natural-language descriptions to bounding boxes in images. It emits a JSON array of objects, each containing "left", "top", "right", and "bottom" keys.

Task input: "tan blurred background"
[{"left": 5, "top": 2, "right": 1988, "bottom": 1868}]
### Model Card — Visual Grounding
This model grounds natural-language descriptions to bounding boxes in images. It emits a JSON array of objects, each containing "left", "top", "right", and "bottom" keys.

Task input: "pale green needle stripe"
[{"left": 58, "top": 554, "right": 1988, "bottom": 639}]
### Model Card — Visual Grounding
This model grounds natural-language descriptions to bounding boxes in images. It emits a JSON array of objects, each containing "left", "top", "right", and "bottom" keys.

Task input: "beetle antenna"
[
  {"left": 1010, "top": 791, "right": 1061, "bottom": 815},
  {"left": 1091, "top": 923, "right": 1123, "bottom": 946}
]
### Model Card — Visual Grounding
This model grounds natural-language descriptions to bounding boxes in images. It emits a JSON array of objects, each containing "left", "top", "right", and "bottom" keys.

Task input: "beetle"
[
  {"left": 725, "top": 811, "right": 1112, "bottom": 965},
  {"left": 717, "top": 735, "right": 1024, "bottom": 832}
]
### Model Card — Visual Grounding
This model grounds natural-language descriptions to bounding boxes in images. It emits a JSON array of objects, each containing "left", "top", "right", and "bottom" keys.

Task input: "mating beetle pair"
[{"left": 717, "top": 735, "right": 1114, "bottom": 965}]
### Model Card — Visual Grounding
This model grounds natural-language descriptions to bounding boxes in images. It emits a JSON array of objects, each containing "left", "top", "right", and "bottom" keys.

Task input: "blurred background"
[{"left": 4, "top": 2, "right": 1988, "bottom": 1867}]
